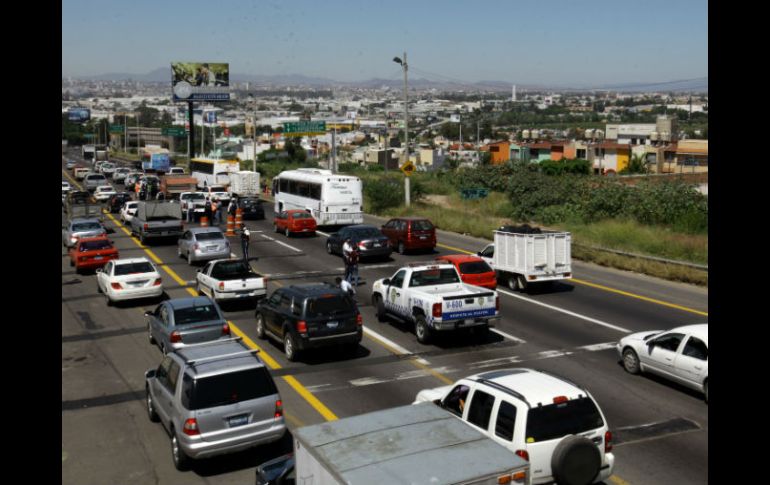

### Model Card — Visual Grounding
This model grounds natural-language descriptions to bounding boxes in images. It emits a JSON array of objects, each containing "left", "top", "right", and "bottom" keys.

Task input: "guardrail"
[{"left": 572, "top": 243, "right": 708, "bottom": 271}]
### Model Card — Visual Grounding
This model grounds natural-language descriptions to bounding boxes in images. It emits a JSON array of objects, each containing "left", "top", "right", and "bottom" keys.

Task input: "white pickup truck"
[
  {"left": 195, "top": 259, "right": 267, "bottom": 304},
  {"left": 372, "top": 263, "right": 499, "bottom": 344}
]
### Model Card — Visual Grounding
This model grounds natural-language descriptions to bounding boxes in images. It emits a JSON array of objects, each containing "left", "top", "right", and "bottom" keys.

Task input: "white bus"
[
  {"left": 272, "top": 168, "right": 363, "bottom": 225},
  {"left": 189, "top": 158, "right": 240, "bottom": 189}
]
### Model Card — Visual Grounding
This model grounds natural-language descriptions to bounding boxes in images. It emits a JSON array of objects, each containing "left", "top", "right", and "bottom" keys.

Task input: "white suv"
[{"left": 415, "top": 368, "right": 614, "bottom": 485}]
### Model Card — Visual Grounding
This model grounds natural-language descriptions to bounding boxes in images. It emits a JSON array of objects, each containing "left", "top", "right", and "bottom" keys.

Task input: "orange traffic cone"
[
  {"left": 200, "top": 216, "right": 209, "bottom": 227},
  {"left": 225, "top": 215, "right": 235, "bottom": 236},
  {"left": 234, "top": 208, "right": 243, "bottom": 228}
]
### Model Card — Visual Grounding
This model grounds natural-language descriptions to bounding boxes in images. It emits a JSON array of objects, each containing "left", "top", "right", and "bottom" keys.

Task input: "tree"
[{"left": 621, "top": 154, "right": 648, "bottom": 174}]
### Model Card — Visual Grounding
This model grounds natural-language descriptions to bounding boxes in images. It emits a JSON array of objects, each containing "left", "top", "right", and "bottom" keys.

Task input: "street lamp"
[
  {"left": 248, "top": 95, "right": 257, "bottom": 172},
  {"left": 393, "top": 53, "right": 410, "bottom": 206}
]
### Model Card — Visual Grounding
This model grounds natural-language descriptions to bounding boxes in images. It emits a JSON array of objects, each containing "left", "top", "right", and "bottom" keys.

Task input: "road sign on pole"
[
  {"left": 109, "top": 125, "right": 124, "bottom": 134},
  {"left": 400, "top": 160, "right": 416, "bottom": 177},
  {"left": 283, "top": 121, "right": 326, "bottom": 137},
  {"left": 162, "top": 127, "right": 187, "bottom": 137}
]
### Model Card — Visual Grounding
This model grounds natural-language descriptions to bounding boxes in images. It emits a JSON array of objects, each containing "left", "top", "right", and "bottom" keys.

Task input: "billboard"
[
  {"left": 142, "top": 152, "right": 171, "bottom": 172},
  {"left": 203, "top": 111, "right": 217, "bottom": 124},
  {"left": 171, "top": 62, "right": 230, "bottom": 102},
  {"left": 68, "top": 107, "right": 91, "bottom": 122}
]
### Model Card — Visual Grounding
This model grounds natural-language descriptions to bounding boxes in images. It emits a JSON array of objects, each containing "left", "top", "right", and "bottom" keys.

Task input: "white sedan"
[
  {"left": 94, "top": 185, "right": 117, "bottom": 202},
  {"left": 617, "top": 323, "right": 708, "bottom": 402},
  {"left": 62, "top": 181, "right": 71, "bottom": 200},
  {"left": 120, "top": 201, "right": 139, "bottom": 223},
  {"left": 96, "top": 257, "right": 164, "bottom": 305}
]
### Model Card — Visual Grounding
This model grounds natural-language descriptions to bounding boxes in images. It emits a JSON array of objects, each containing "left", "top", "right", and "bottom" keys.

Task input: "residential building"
[
  {"left": 480, "top": 140, "right": 510, "bottom": 165},
  {"left": 588, "top": 142, "right": 631, "bottom": 174}
]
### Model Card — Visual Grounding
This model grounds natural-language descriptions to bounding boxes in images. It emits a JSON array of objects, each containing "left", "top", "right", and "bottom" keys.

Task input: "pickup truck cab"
[
  {"left": 196, "top": 259, "right": 267, "bottom": 304},
  {"left": 371, "top": 263, "right": 499, "bottom": 344},
  {"left": 205, "top": 185, "right": 231, "bottom": 205}
]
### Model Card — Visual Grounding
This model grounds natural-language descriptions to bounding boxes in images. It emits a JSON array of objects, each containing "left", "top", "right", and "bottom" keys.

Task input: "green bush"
[{"left": 364, "top": 178, "right": 404, "bottom": 212}]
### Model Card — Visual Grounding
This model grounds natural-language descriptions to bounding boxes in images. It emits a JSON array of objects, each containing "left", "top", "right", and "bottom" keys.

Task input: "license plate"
[
  {"left": 373, "top": 243, "right": 381, "bottom": 247},
  {"left": 94, "top": 256, "right": 104, "bottom": 260},
  {"left": 327, "top": 321, "right": 339, "bottom": 329},
  {"left": 228, "top": 415, "right": 249, "bottom": 427},
  {"left": 464, "top": 319, "right": 475, "bottom": 325},
  {"left": 420, "top": 236, "right": 427, "bottom": 240}
]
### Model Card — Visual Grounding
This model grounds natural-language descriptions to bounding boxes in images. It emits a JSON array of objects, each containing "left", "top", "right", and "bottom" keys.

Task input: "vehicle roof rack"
[
  {"left": 472, "top": 377, "right": 531, "bottom": 408},
  {"left": 187, "top": 348, "right": 260, "bottom": 367},
  {"left": 182, "top": 336, "right": 242, "bottom": 348}
]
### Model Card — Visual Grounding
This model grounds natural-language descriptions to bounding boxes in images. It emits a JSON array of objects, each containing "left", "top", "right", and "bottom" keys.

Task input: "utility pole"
[
  {"left": 393, "top": 52, "right": 410, "bottom": 206},
  {"left": 187, "top": 101, "right": 194, "bottom": 163}
]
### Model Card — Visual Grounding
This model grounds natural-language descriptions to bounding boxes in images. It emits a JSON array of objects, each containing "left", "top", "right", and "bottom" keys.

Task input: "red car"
[
  {"left": 380, "top": 217, "right": 436, "bottom": 254},
  {"left": 435, "top": 254, "right": 497, "bottom": 290},
  {"left": 69, "top": 236, "right": 119, "bottom": 273},
  {"left": 274, "top": 209, "right": 317, "bottom": 237}
]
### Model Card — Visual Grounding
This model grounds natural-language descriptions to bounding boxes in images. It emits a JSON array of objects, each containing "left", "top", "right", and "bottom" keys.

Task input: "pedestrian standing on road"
[
  {"left": 228, "top": 197, "right": 237, "bottom": 218},
  {"left": 186, "top": 202, "right": 194, "bottom": 223},
  {"left": 348, "top": 245, "right": 360, "bottom": 287},
  {"left": 204, "top": 198, "right": 212, "bottom": 224},
  {"left": 217, "top": 200, "right": 226, "bottom": 225},
  {"left": 240, "top": 224, "right": 251, "bottom": 260},
  {"left": 210, "top": 200, "right": 219, "bottom": 224},
  {"left": 342, "top": 237, "right": 354, "bottom": 281},
  {"left": 157, "top": 191, "right": 165, "bottom": 201}
]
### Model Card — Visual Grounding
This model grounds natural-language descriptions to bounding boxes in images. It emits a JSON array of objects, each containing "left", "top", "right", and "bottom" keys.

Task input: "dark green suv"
[{"left": 255, "top": 283, "right": 362, "bottom": 361}]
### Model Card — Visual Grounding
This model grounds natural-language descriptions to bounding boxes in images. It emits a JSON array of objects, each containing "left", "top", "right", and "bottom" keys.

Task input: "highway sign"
[
  {"left": 400, "top": 160, "right": 416, "bottom": 177},
  {"left": 162, "top": 127, "right": 187, "bottom": 137},
  {"left": 109, "top": 125, "right": 124, "bottom": 134},
  {"left": 283, "top": 121, "right": 326, "bottom": 137},
  {"left": 83, "top": 134, "right": 96, "bottom": 139}
]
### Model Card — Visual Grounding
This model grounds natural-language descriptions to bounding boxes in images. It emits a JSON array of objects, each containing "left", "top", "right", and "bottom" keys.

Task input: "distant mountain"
[{"left": 72, "top": 68, "right": 707, "bottom": 93}]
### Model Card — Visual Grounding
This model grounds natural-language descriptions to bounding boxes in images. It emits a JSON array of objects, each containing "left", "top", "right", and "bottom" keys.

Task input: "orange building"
[{"left": 481, "top": 140, "right": 511, "bottom": 165}]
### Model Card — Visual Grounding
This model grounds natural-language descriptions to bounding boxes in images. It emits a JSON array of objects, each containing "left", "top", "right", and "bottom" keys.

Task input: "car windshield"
[
  {"left": 195, "top": 231, "right": 225, "bottom": 241},
  {"left": 80, "top": 240, "right": 112, "bottom": 251},
  {"left": 306, "top": 294, "right": 355, "bottom": 317},
  {"left": 412, "top": 220, "right": 434, "bottom": 230},
  {"left": 459, "top": 261, "right": 493, "bottom": 274},
  {"left": 525, "top": 397, "right": 605, "bottom": 442},
  {"left": 241, "top": 198, "right": 259, "bottom": 206},
  {"left": 114, "top": 262, "right": 154, "bottom": 276},
  {"left": 72, "top": 222, "right": 102, "bottom": 231},
  {"left": 211, "top": 261, "right": 254, "bottom": 279},
  {"left": 183, "top": 367, "right": 277, "bottom": 410},
  {"left": 210, "top": 186, "right": 226, "bottom": 192},
  {"left": 88, "top": 175, "right": 106, "bottom": 180},
  {"left": 351, "top": 227, "right": 381, "bottom": 238},
  {"left": 173, "top": 304, "right": 220, "bottom": 325},
  {"left": 409, "top": 268, "right": 460, "bottom": 286},
  {"left": 292, "top": 212, "right": 313, "bottom": 220},
  {"left": 186, "top": 194, "right": 206, "bottom": 200}
]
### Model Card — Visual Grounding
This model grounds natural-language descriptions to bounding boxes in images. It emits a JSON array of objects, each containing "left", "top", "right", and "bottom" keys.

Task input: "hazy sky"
[{"left": 62, "top": 0, "right": 707, "bottom": 86}]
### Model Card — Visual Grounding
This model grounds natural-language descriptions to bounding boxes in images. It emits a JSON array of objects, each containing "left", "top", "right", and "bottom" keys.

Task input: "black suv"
[
  {"left": 238, "top": 196, "right": 265, "bottom": 220},
  {"left": 255, "top": 284, "right": 362, "bottom": 361}
]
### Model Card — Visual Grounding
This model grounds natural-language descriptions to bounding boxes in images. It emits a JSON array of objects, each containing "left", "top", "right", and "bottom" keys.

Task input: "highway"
[{"left": 62, "top": 150, "right": 708, "bottom": 485}]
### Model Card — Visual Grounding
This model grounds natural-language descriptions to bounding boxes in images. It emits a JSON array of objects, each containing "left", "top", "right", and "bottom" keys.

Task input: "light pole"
[
  {"left": 393, "top": 52, "right": 410, "bottom": 206},
  {"left": 248, "top": 95, "right": 257, "bottom": 172}
]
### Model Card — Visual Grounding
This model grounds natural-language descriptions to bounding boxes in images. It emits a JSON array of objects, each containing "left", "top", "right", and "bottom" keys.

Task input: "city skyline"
[{"left": 62, "top": 0, "right": 707, "bottom": 88}]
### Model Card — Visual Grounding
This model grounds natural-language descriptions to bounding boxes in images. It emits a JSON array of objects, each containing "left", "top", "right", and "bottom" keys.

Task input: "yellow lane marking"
[
  {"left": 571, "top": 278, "right": 708, "bottom": 316},
  {"left": 100, "top": 205, "right": 333, "bottom": 422},
  {"left": 438, "top": 242, "right": 707, "bottom": 317},
  {"left": 609, "top": 475, "right": 632, "bottom": 485}
]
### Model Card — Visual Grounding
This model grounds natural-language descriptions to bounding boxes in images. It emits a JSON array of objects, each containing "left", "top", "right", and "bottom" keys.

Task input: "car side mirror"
[
  {"left": 144, "top": 310, "right": 153, "bottom": 317},
  {"left": 476, "top": 251, "right": 482, "bottom": 256},
  {"left": 196, "top": 268, "right": 202, "bottom": 273},
  {"left": 95, "top": 268, "right": 102, "bottom": 273},
  {"left": 382, "top": 278, "right": 391, "bottom": 286},
  {"left": 145, "top": 369, "right": 156, "bottom": 379}
]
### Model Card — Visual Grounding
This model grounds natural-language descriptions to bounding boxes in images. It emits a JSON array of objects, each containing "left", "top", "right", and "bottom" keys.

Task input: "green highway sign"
[
  {"left": 109, "top": 125, "right": 124, "bottom": 133},
  {"left": 84, "top": 134, "right": 96, "bottom": 139},
  {"left": 283, "top": 121, "right": 326, "bottom": 137},
  {"left": 162, "top": 127, "right": 187, "bottom": 137}
]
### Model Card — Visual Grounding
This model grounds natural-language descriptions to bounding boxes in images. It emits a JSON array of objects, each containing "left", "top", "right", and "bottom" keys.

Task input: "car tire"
[
  {"left": 398, "top": 241, "right": 406, "bottom": 255},
  {"left": 622, "top": 348, "right": 641, "bottom": 375},
  {"left": 146, "top": 386, "right": 159, "bottom": 423},
  {"left": 256, "top": 313, "right": 266, "bottom": 339},
  {"left": 148, "top": 323, "right": 156, "bottom": 345},
  {"left": 69, "top": 259, "right": 74, "bottom": 267},
  {"left": 96, "top": 281, "right": 102, "bottom": 293},
  {"left": 274, "top": 224, "right": 279, "bottom": 234},
  {"left": 704, "top": 379, "right": 708, "bottom": 404},
  {"left": 171, "top": 431, "right": 190, "bottom": 471},
  {"left": 326, "top": 242, "right": 334, "bottom": 254},
  {"left": 105, "top": 294, "right": 112, "bottom": 307},
  {"left": 415, "top": 315, "right": 431, "bottom": 344},
  {"left": 284, "top": 332, "right": 298, "bottom": 362},
  {"left": 187, "top": 252, "right": 193, "bottom": 266},
  {"left": 550, "top": 435, "right": 602, "bottom": 485},
  {"left": 139, "top": 233, "right": 146, "bottom": 245},
  {"left": 285, "top": 227, "right": 290, "bottom": 238},
  {"left": 177, "top": 247, "right": 183, "bottom": 259},
  {"left": 195, "top": 283, "right": 203, "bottom": 296},
  {"left": 373, "top": 294, "right": 387, "bottom": 322}
]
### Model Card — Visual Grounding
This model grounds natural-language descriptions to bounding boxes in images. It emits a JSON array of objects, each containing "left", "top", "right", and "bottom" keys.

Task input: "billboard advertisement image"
[
  {"left": 68, "top": 107, "right": 91, "bottom": 122},
  {"left": 203, "top": 111, "right": 218, "bottom": 124},
  {"left": 171, "top": 62, "right": 230, "bottom": 102}
]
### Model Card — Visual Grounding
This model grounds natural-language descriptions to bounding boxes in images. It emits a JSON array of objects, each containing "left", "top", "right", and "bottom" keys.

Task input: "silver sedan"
[
  {"left": 145, "top": 296, "right": 230, "bottom": 354},
  {"left": 177, "top": 227, "right": 231, "bottom": 265}
]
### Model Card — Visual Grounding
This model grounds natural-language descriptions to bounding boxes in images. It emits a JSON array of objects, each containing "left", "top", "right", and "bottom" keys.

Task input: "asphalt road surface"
[{"left": 62, "top": 151, "right": 708, "bottom": 485}]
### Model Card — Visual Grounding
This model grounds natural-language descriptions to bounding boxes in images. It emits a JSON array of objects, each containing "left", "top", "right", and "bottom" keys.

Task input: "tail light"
[
  {"left": 297, "top": 320, "right": 307, "bottom": 334},
  {"left": 182, "top": 418, "right": 200, "bottom": 436},
  {"left": 605, "top": 431, "right": 613, "bottom": 453},
  {"left": 143, "top": 223, "right": 149, "bottom": 231},
  {"left": 274, "top": 400, "right": 283, "bottom": 419},
  {"left": 193, "top": 243, "right": 200, "bottom": 251},
  {"left": 111, "top": 282, "right": 122, "bottom": 290},
  {"left": 515, "top": 449, "right": 529, "bottom": 461},
  {"left": 218, "top": 281, "right": 225, "bottom": 291},
  {"left": 356, "top": 313, "right": 363, "bottom": 326},
  {"left": 153, "top": 278, "right": 162, "bottom": 286},
  {"left": 553, "top": 396, "right": 568, "bottom": 404},
  {"left": 432, "top": 303, "right": 442, "bottom": 318},
  {"left": 496, "top": 295, "right": 500, "bottom": 312},
  {"left": 170, "top": 331, "right": 181, "bottom": 343},
  {"left": 222, "top": 323, "right": 230, "bottom": 336},
  {"left": 357, "top": 241, "right": 366, "bottom": 249}
]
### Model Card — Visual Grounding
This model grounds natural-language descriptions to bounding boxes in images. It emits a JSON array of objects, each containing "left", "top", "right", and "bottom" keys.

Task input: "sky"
[{"left": 62, "top": 0, "right": 707, "bottom": 87}]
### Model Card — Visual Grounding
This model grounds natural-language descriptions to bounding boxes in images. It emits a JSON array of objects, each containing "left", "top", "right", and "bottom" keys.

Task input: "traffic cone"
[
  {"left": 225, "top": 215, "right": 235, "bottom": 236},
  {"left": 200, "top": 216, "right": 209, "bottom": 227},
  {"left": 235, "top": 208, "right": 243, "bottom": 228}
]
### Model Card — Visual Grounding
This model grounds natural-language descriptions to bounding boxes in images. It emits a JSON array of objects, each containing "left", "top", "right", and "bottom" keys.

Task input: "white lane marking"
[
  {"left": 363, "top": 327, "right": 430, "bottom": 364},
  {"left": 316, "top": 230, "right": 331, "bottom": 237},
  {"left": 261, "top": 234, "right": 302, "bottom": 252},
  {"left": 360, "top": 263, "right": 396, "bottom": 271},
  {"left": 578, "top": 342, "right": 617, "bottom": 352},
  {"left": 497, "top": 288, "right": 631, "bottom": 333},
  {"left": 534, "top": 350, "right": 573, "bottom": 359},
  {"left": 490, "top": 328, "right": 526, "bottom": 343},
  {"left": 302, "top": 383, "right": 332, "bottom": 392},
  {"left": 469, "top": 355, "right": 524, "bottom": 370}
]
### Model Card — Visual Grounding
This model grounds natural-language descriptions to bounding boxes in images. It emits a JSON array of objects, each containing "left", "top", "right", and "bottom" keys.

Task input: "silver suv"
[
  {"left": 145, "top": 338, "right": 286, "bottom": 470},
  {"left": 415, "top": 368, "right": 614, "bottom": 485}
]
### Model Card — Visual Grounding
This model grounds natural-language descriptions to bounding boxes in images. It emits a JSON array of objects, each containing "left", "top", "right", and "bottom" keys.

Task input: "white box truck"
[
  {"left": 478, "top": 225, "right": 572, "bottom": 291},
  {"left": 229, "top": 170, "right": 260, "bottom": 198},
  {"left": 291, "top": 403, "right": 529, "bottom": 485}
]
